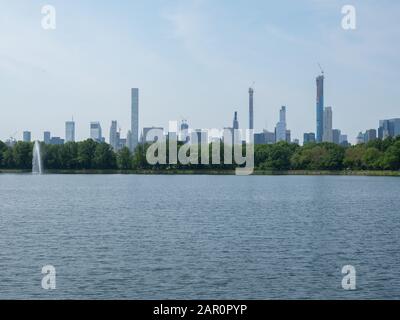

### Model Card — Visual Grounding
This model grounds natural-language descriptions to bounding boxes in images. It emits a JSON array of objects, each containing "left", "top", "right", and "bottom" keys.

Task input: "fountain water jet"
[{"left": 32, "top": 140, "right": 43, "bottom": 174}]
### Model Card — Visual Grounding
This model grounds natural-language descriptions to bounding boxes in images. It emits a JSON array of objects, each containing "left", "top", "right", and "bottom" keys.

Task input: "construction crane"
[{"left": 318, "top": 63, "right": 324, "bottom": 75}]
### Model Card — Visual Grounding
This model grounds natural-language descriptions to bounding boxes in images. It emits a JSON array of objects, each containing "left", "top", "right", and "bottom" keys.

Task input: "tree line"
[{"left": 1, "top": 137, "right": 400, "bottom": 171}]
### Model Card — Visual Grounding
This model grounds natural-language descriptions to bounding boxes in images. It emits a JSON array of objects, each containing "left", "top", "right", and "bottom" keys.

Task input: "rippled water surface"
[{"left": 0, "top": 174, "right": 399, "bottom": 299}]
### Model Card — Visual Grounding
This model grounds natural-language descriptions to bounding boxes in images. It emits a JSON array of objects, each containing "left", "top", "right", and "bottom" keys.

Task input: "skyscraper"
[
  {"left": 378, "top": 118, "right": 400, "bottom": 139},
  {"left": 233, "top": 111, "right": 239, "bottom": 130},
  {"left": 90, "top": 122, "right": 103, "bottom": 142},
  {"left": 23, "top": 131, "right": 31, "bottom": 143},
  {"left": 249, "top": 87, "right": 254, "bottom": 130},
  {"left": 264, "top": 130, "right": 276, "bottom": 144},
  {"left": 339, "top": 134, "right": 348, "bottom": 146},
  {"left": 43, "top": 131, "right": 51, "bottom": 144},
  {"left": 356, "top": 132, "right": 365, "bottom": 144},
  {"left": 109, "top": 121, "right": 118, "bottom": 150},
  {"left": 254, "top": 130, "right": 276, "bottom": 145},
  {"left": 303, "top": 132, "right": 316, "bottom": 144},
  {"left": 130, "top": 88, "right": 139, "bottom": 152},
  {"left": 364, "top": 129, "right": 377, "bottom": 143},
  {"left": 49, "top": 137, "right": 64, "bottom": 145},
  {"left": 285, "top": 130, "right": 291, "bottom": 143},
  {"left": 233, "top": 111, "right": 241, "bottom": 145},
  {"left": 323, "top": 106, "right": 333, "bottom": 142},
  {"left": 179, "top": 120, "right": 189, "bottom": 143},
  {"left": 65, "top": 120, "right": 75, "bottom": 142},
  {"left": 332, "top": 129, "right": 341, "bottom": 145},
  {"left": 275, "top": 106, "right": 287, "bottom": 142},
  {"left": 126, "top": 130, "right": 132, "bottom": 150},
  {"left": 316, "top": 74, "right": 324, "bottom": 143}
]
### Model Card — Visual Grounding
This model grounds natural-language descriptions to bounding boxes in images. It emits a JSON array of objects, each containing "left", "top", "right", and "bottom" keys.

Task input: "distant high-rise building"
[
  {"left": 285, "top": 130, "right": 291, "bottom": 143},
  {"left": 332, "top": 129, "right": 341, "bottom": 145},
  {"left": 232, "top": 111, "right": 241, "bottom": 144},
  {"left": 44, "top": 131, "right": 51, "bottom": 144},
  {"left": 109, "top": 121, "right": 118, "bottom": 150},
  {"left": 179, "top": 120, "right": 189, "bottom": 143},
  {"left": 364, "top": 129, "right": 377, "bottom": 143},
  {"left": 118, "top": 137, "right": 127, "bottom": 150},
  {"left": 356, "top": 132, "right": 365, "bottom": 144},
  {"left": 233, "top": 111, "right": 239, "bottom": 130},
  {"left": 339, "top": 134, "right": 348, "bottom": 145},
  {"left": 23, "top": 131, "right": 31, "bottom": 143},
  {"left": 254, "top": 133, "right": 265, "bottom": 145},
  {"left": 356, "top": 129, "right": 377, "bottom": 144},
  {"left": 90, "top": 122, "right": 103, "bottom": 142},
  {"left": 249, "top": 87, "right": 254, "bottom": 130},
  {"left": 303, "top": 132, "right": 316, "bottom": 145},
  {"left": 275, "top": 106, "right": 287, "bottom": 142},
  {"left": 264, "top": 130, "right": 276, "bottom": 144},
  {"left": 65, "top": 120, "right": 75, "bottom": 142},
  {"left": 130, "top": 88, "right": 139, "bottom": 152},
  {"left": 323, "top": 106, "right": 333, "bottom": 142},
  {"left": 126, "top": 130, "right": 132, "bottom": 150},
  {"left": 316, "top": 74, "right": 324, "bottom": 143},
  {"left": 254, "top": 130, "right": 275, "bottom": 145},
  {"left": 378, "top": 118, "right": 400, "bottom": 139},
  {"left": 49, "top": 137, "right": 64, "bottom": 145}
]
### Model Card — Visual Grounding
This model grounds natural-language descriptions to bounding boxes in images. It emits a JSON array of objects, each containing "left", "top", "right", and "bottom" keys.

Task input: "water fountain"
[{"left": 32, "top": 140, "right": 43, "bottom": 174}]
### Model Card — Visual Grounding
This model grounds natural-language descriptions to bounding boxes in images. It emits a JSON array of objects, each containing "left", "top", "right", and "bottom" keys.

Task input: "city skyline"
[
  {"left": 1, "top": 1, "right": 400, "bottom": 143},
  {"left": 7, "top": 79, "right": 398, "bottom": 147}
]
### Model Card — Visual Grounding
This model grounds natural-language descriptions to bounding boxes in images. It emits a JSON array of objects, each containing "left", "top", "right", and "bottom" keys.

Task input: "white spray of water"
[{"left": 32, "top": 141, "right": 43, "bottom": 174}]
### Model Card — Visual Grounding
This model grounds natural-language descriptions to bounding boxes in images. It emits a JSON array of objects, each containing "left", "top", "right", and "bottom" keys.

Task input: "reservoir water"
[{"left": 0, "top": 174, "right": 399, "bottom": 299}]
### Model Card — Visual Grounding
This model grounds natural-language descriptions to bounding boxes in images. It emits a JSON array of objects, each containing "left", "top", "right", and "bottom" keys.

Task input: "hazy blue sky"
[{"left": 1, "top": 0, "right": 399, "bottom": 143}]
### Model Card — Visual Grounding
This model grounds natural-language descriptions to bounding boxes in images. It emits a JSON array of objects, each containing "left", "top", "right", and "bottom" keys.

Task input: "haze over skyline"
[{"left": 1, "top": 0, "right": 399, "bottom": 143}]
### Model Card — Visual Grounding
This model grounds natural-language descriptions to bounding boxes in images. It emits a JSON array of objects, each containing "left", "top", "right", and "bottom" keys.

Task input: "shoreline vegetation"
[
  {"left": 1, "top": 168, "right": 400, "bottom": 176},
  {"left": 1, "top": 136, "right": 400, "bottom": 176}
]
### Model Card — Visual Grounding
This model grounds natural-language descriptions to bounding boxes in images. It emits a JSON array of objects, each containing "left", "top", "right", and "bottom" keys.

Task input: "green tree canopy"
[
  {"left": 12, "top": 142, "right": 32, "bottom": 169},
  {"left": 117, "top": 147, "right": 132, "bottom": 170},
  {"left": 93, "top": 142, "right": 117, "bottom": 169},
  {"left": 77, "top": 139, "right": 97, "bottom": 169}
]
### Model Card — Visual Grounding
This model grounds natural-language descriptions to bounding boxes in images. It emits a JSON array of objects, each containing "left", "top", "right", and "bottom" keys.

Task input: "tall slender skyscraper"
[
  {"left": 233, "top": 111, "right": 239, "bottom": 130},
  {"left": 249, "top": 87, "right": 254, "bottom": 130},
  {"left": 232, "top": 111, "right": 240, "bottom": 145},
  {"left": 65, "top": 120, "right": 75, "bottom": 142},
  {"left": 130, "top": 88, "right": 139, "bottom": 152},
  {"left": 126, "top": 130, "right": 132, "bottom": 150},
  {"left": 109, "top": 120, "right": 118, "bottom": 150},
  {"left": 275, "top": 106, "right": 287, "bottom": 142},
  {"left": 323, "top": 106, "right": 333, "bottom": 142},
  {"left": 316, "top": 74, "right": 324, "bottom": 143},
  {"left": 179, "top": 120, "right": 189, "bottom": 143}
]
